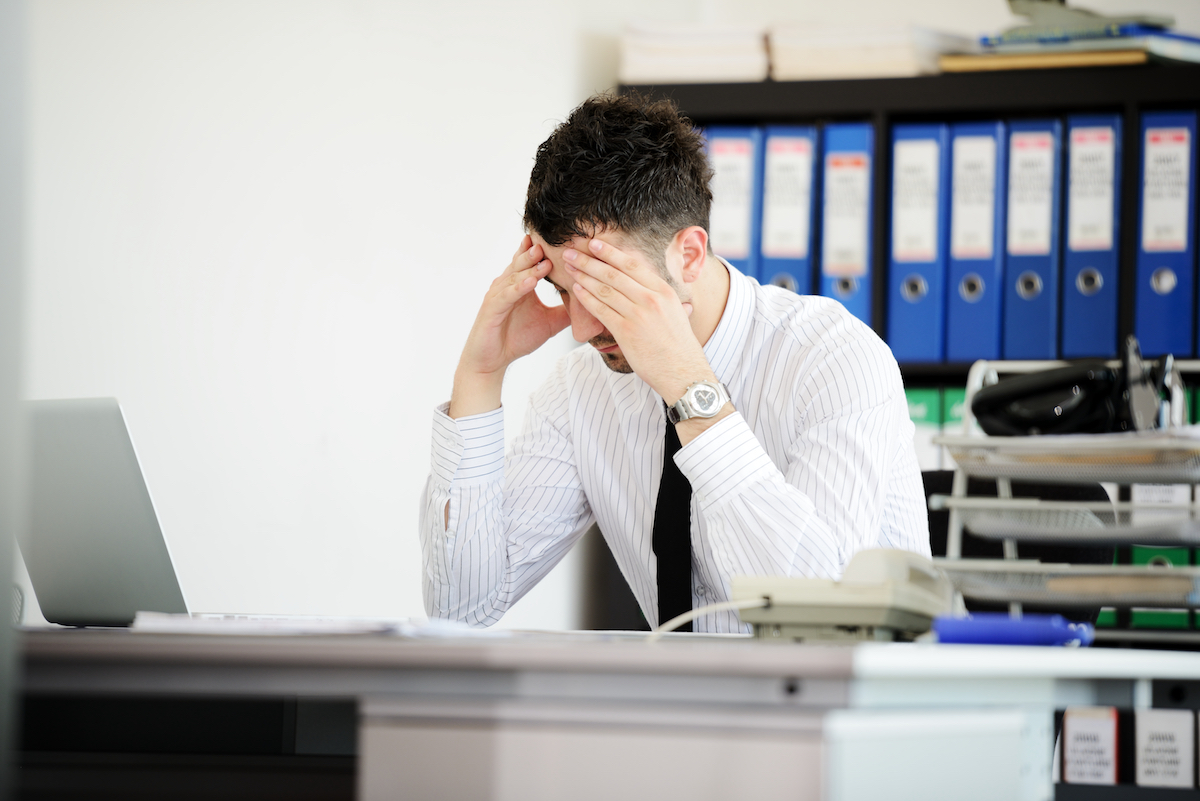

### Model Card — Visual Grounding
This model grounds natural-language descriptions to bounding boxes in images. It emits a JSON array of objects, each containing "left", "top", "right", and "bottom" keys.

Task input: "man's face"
[{"left": 531, "top": 230, "right": 683, "bottom": 375}]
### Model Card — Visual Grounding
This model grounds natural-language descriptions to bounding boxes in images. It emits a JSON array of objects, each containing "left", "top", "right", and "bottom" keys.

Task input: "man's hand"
[
  {"left": 565, "top": 237, "right": 715, "bottom": 407},
  {"left": 449, "top": 235, "right": 570, "bottom": 419}
]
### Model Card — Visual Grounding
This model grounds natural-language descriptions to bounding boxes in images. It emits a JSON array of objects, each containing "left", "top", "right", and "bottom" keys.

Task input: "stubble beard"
[{"left": 591, "top": 336, "right": 634, "bottom": 374}]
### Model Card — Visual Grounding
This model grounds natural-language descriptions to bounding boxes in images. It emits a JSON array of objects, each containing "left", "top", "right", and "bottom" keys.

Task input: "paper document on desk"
[{"left": 132, "top": 612, "right": 511, "bottom": 638}]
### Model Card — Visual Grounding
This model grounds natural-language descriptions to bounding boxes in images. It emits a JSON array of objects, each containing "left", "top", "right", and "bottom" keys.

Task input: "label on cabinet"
[
  {"left": 1007, "top": 131, "right": 1055, "bottom": 256},
  {"left": 762, "top": 136, "right": 813, "bottom": 259},
  {"left": 1068, "top": 126, "right": 1116, "bottom": 252},
  {"left": 709, "top": 137, "right": 755, "bottom": 260},
  {"left": 892, "top": 139, "right": 940, "bottom": 263},
  {"left": 951, "top": 135, "right": 997, "bottom": 260},
  {"left": 822, "top": 153, "right": 870, "bottom": 276},
  {"left": 1142, "top": 127, "right": 1191, "bottom": 253}
]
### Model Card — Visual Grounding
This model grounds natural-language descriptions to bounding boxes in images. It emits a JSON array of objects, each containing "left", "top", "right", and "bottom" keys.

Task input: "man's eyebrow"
[{"left": 543, "top": 277, "right": 566, "bottom": 291}]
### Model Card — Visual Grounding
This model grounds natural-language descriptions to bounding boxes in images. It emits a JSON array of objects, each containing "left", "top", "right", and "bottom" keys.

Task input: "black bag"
[{"left": 970, "top": 337, "right": 1178, "bottom": 436}]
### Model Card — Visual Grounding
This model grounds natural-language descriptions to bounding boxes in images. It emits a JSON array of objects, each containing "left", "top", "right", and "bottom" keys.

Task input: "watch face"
[{"left": 691, "top": 384, "right": 720, "bottom": 415}]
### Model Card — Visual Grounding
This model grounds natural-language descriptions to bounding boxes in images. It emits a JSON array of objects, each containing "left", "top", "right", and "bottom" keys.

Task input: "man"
[{"left": 421, "top": 93, "right": 929, "bottom": 632}]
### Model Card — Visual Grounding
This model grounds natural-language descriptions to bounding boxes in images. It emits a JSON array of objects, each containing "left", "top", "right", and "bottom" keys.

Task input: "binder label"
[
  {"left": 822, "top": 153, "right": 870, "bottom": 277},
  {"left": 709, "top": 138, "right": 755, "bottom": 259},
  {"left": 1007, "top": 132, "right": 1055, "bottom": 256},
  {"left": 1136, "top": 709, "right": 1195, "bottom": 788},
  {"left": 762, "top": 137, "right": 813, "bottom": 259},
  {"left": 892, "top": 139, "right": 940, "bottom": 262},
  {"left": 1142, "top": 128, "right": 1191, "bottom": 253},
  {"left": 1063, "top": 707, "right": 1118, "bottom": 785},
  {"left": 951, "top": 136, "right": 997, "bottom": 260},
  {"left": 1068, "top": 127, "right": 1116, "bottom": 251}
]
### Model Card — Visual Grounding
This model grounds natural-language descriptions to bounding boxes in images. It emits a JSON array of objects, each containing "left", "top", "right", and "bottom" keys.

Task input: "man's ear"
[{"left": 675, "top": 226, "right": 709, "bottom": 284}]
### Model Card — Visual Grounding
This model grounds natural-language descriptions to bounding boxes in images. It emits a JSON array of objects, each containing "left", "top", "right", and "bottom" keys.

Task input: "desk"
[{"left": 22, "top": 629, "right": 1200, "bottom": 800}]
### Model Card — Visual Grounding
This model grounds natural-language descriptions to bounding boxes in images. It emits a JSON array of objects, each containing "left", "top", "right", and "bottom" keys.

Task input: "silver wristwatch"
[{"left": 667, "top": 381, "right": 731, "bottom": 424}]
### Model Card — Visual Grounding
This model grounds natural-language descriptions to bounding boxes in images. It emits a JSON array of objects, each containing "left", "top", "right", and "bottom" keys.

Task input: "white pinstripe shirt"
[{"left": 421, "top": 263, "right": 930, "bottom": 631}]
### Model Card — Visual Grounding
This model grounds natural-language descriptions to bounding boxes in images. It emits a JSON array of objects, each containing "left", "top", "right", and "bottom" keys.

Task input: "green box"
[
  {"left": 1131, "top": 546, "right": 1190, "bottom": 568},
  {"left": 1095, "top": 608, "right": 1117, "bottom": 628},
  {"left": 1131, "top": 609, "right": 1190, "bottom": 629},
  {"left": 906, "top": 388, "right": 942, "bottom": 472},
  {"left": 1130, "top": 547, "right": 1192, "bottom": 628},
  {"left": 942, "top": 387, "right": 966, "bottom": 435},
  {"left": 1193, "top": 387, "right": 1198, "bottom": 425}
]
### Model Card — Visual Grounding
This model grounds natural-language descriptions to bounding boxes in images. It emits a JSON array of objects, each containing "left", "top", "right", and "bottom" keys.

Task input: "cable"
[{"left": 645, "top": 597, "right": 770, "bottom": 643}]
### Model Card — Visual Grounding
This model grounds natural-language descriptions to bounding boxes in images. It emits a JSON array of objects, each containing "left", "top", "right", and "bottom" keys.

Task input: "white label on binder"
[
  {"left": 1142, "top": 127, "right": 1191, "bottom": 253},
  {"left": 892, "top": 139, "right": 940, "bottom": 263},
  {"left": 761, "top": 136, "right": 813, "bottom": 259},
  {"left": 1064, "top": 707, "right": 1118, "bottom": 785},
  {"left": 822, "top": 153, "right": 870, "bottom": 277},
  {"left": 1007, "top": 131, "right": 1055, "bottom": 256},
  {"left": 1136, "top": 709, "right": 1195, "bottom": 788},
  {"left": 1068, "top": 126, "right": 1116, "bottom": 252},
  {"left": 1131, "top": 483, "right": 1192, "bottom": 527},
  {"left": 950, "top": 135, "right": 997, "bottom": 260},
  {"left": 709, "top": 137, "right": 755, "bottom": 260}
]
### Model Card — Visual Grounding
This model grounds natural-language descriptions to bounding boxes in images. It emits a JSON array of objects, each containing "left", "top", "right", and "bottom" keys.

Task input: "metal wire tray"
[
  {"left": 935, "top": 559, "right": 1200, "bottom": 608},
  {"left": 929, "top": 496, "right": 1200, "bottom": 545},
  {"left": 934, "top": 428, "right": 1200, "bottom": 484}
]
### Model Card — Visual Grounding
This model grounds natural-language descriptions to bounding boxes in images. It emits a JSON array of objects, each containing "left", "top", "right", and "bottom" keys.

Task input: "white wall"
[{"left": 23, "top": 0, "right": 1197, "bottom": 629}]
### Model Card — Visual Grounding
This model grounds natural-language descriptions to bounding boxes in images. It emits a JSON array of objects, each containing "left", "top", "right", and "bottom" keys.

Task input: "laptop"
[{"left": 24, "top": 398, "right": 188, "bottom": 626}]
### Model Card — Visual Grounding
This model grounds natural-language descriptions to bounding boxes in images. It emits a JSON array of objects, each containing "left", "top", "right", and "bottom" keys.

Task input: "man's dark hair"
[{"left": 524, "top": 93, "right": 713, "bottom": 270}]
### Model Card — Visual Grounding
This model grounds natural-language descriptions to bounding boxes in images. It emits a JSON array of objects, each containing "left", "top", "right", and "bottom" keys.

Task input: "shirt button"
[{"left": 696, "top": 586, "right": 706, "bottom": 598}]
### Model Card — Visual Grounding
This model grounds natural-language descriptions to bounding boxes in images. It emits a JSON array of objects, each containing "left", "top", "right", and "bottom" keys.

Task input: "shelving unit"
[{"left": 623, "top": 63, "right": 1200, "bottom": 385}]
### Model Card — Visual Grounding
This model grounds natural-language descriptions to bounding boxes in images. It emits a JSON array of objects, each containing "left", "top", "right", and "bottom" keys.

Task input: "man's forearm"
[{"left": 448, "top": 367, "right": 505, "bottom": 419}]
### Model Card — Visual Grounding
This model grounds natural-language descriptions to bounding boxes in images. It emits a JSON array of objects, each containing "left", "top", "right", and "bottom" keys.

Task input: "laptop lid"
[{"left": 25, "top": 398, "right": 188, "bottom": 626}]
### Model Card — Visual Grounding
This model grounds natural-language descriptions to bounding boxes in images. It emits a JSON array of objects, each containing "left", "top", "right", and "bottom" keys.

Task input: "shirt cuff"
[
  {"left": 431, "top": 402, "right": 505, "bottom": 485},
  {"left": 673, "top": 411, "right": 777, "bottom": 511}
]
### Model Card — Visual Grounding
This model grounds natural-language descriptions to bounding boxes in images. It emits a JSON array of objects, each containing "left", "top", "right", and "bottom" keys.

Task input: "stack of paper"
[
  {"left": 619, "top": 23, "right": 768, "bottom": 85},
  {"left": 769, "top": 25, "right": 977, "bottom": 81},
  {"left": 945, "top": 23, "right": 1200, "bottom": 71}
]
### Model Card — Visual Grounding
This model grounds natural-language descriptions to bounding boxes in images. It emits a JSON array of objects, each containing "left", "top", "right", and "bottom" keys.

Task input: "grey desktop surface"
[
  {"left": 27, "top": 630, "right": 1200, "bottom": 800},
  {"left": 25, "top": 398, "right": 187, "bottom": 627}
]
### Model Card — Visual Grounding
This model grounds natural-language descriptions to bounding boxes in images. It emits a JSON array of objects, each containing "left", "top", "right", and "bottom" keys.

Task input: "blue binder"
[
  {"left": 887, "top": 123, "right": 950, "bottom": 363},
  {"left": 1062, "top": 115, "right": 1122, "bottom": 359},
  {"left": 759, "top": 126, "right": 818, "bottom": 294},
  {"left": 1003, "top": 120, "right": 1062, "bottom": 360},
  {"left": 705, "top": 126, "right": 765, "bottom": 281},
  {"left": 1135, "top": 111, "right": 1197, "bottom": 357},
  {"left": 946, "top": 122, "right": 1007, "bottom": 363},
  {"left": 819, "top": 123, "right": 874, "bottom": 324}
]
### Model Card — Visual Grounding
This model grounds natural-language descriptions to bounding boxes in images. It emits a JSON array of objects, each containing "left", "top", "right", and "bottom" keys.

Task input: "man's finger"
[
  {"left": 508, "top": 241, "right": 544, "bottom": 276},
  {"left": 567, "top": 265, "right": 634, "bottom": 319},
  {"left": 511, "top": 234, "right": 532, "bottom": 260},
  {"left": 588, "top": 238, "right": 640, "bottom": 274},
  {"left": 571, "top": 282, "right": 619, "bottom": 331},
  {"left": 564, "top": 247, "right": 645, "bottom": 302}
]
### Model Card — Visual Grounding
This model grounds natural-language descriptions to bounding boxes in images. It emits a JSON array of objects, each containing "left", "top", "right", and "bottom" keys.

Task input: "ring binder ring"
[
  {"left": 1150, "top": 267, "right": 1178, "bottom": 296},
  {"left": 770, "top": 273, "right": 799, "bottom": 293},
  {"left": 959, "top": 273, "right": 985, "bottom": 303},
  {"left": 834, "top": 277, "right": 858, "bottom": 298},
  {"left": 1016, "top": 271, "right": 1043, "bottom": 301},
  {"left": 1076, "top": 267, "right": 1104, "bottom": 297},
  {"left": 901, "top": 274, "right": 929, "bottom": 303}
]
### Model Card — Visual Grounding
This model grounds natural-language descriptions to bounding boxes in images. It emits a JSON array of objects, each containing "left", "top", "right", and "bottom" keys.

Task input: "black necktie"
[{"left": 652, "top": 403, "right": 692, "bottom": 631}]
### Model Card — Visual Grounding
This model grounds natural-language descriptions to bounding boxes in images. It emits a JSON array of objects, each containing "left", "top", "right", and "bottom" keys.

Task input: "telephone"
[{"left": 732, "top": 549, "right": 955, "bottom": 643}]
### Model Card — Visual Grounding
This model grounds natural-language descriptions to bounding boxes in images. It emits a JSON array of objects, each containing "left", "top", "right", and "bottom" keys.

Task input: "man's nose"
[{"left": 568, "top": 298, "right": 604, "bottom": 343}]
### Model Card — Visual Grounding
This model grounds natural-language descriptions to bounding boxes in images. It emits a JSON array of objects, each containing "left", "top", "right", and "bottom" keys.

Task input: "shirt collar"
[{"left": 702, "top": 257, "right": 755, "bottom": 384}]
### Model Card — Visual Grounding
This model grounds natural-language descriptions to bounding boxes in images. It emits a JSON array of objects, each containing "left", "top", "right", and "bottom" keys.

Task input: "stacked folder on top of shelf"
[
  {"left": 942, "top": 24, "right": 1200, "bottom": 72},
  {"left": 767, "top": 25, "right": 975, "bottom": 81},
  {"left": 618, "top": 23, "right": 768, "bottom": 85}
]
